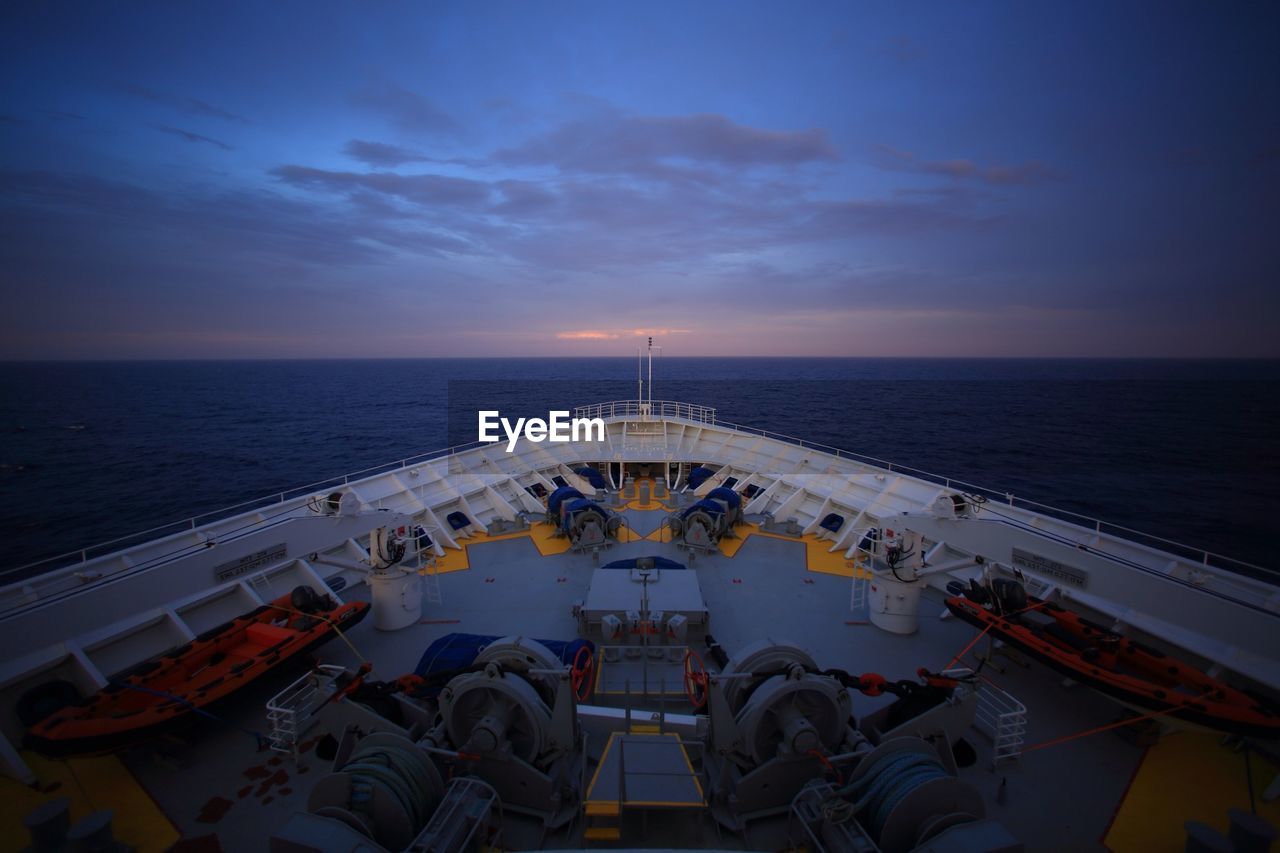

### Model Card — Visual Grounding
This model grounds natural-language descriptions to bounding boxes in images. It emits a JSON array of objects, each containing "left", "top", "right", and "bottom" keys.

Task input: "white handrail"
[
  {"left": 578, "top": 401, "right": 1276, "bottom": 580},
  {"left": 5, "top": 399, "right": 1274, "bottom": 584}
]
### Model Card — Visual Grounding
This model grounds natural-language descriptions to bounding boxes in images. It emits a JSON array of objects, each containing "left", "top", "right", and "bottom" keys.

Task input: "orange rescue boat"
[
  {"left": 945, "top": 578, "right": 1280, "bottom": 739},
  {"left": 23, "top": 586, "right": 368, "bottom": 757}
]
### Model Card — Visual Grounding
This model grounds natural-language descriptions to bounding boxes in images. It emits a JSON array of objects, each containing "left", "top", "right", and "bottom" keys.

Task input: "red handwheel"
[
  {"left": 683, "top": 649, "right": 709, "bottom": 710},
  {"left": 570, "top": 645, "right": 595, "bottom": 702}
]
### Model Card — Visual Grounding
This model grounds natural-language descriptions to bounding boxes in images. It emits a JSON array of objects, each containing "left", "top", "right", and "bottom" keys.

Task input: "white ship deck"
[{"left": 1, "top": 401, "right": 1278, "bottom": 851}]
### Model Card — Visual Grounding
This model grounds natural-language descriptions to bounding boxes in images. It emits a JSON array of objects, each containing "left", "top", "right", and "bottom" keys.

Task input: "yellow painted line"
[
  {"left": 2, "top": 751, "right": 180, "bottom": 853},
  {"left": 467, "top": 528, "right": 539, "bottom": 544},
  {"left": 528, "top": 521, "right": 572, "bottom": 556},
  {"left": 584, "top": 732, "right": 705, "bottom": 809},
  {"left": 671, "top": 730, "right": 705, "bottom": 804},
  {"left": 1105, "top": 732, "right": 1280, "bottom": 852},
  {"left": 426, "top": 546, "right": 470, "bottom": 574},
  {"left": 586, "top": 799, "right": 703, "bottom": 809},
  {"left": 715, "top": 523, "right": 864, "bottom": 577},
  {"left": 621, "top": 499, "right": 672, "bottom": 511},
  {"left": 717, "top": 529, "right": 749, "bottom": 557},
  {"left": 644, "top": 526, "right": 673, "bottom": 544},
  {"left": 420, "top": 522, "right": 574, "bottom": 573},
  {"left": 585, "top": 731, "right": 622, "bottom": 799},
  {"left": 804, "top": 537, "right": 858, "bottom": 578},
  {"left": 616, "top": 525, "right": 645, "bottom": 544}
]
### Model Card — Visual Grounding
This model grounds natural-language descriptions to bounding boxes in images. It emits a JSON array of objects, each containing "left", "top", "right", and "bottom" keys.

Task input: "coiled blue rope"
[
  {"left": 837, "top": 750, "right": 949, "bottom": 840},
  {"left": 342, "top": 743, "right": 435, "bottom": 830}
]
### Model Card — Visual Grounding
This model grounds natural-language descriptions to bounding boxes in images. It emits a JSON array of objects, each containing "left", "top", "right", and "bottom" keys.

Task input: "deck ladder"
[
  {"left": 422, "top": 567, "right": 443, "bottom": 606},
  {"left": 412, "top": 537, "right": 443, "bottom": 606},
  {"left": 848, "top": 531, "right": 873, "bottom": 613}
]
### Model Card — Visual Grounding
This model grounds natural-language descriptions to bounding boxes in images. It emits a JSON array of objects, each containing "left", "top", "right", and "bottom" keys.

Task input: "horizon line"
[{"left": 2, "top": 354, "right": 1279, "bottom": 364}]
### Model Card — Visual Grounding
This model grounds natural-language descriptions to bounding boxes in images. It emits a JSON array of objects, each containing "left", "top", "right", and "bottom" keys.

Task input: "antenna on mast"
[
  {"left": 647, "top": 336, "right": 654, "bottom": 411},
  {"left": 638, "top": 336, "right": 660, "bottom": 418}
]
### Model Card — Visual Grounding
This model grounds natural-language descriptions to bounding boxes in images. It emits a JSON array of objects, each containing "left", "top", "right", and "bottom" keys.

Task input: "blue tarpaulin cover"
[
  {"left": 819, "top": 512, "right": 845, "bottom": 532},
  {"left": 687, "top": 466, "right": 716, "bottom": 489},
  {"left": 547, "top": 485, "right": 584, "bottom": 514},
  {"left": 602, "top": 556, "right": 686, "bottom": 571},
  {"left": 707, "top": 486, "right": 741, "bottom": 509},
  {"left": 682, "top": 498, "right": 726, "bottom": 519},
  {"left": 414, "top": 632, "right": 595, "bottom": 678},
  {"left": 561, "top": 498, "right": 606, "bottom": 532},
  {"left": 445, "top": 511, "right": 471, "bottom": 530},
  {"left": 575, "top": 467, "right": 607, "bottom": 489}
]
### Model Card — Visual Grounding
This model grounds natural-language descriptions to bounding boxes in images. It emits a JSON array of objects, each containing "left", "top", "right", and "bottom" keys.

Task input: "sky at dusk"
[{"left": 1, "top": 2, "right": 1277, "bottom": 359}]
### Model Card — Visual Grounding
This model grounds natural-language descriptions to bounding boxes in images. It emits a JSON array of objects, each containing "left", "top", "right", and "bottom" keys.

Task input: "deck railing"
[
  {"left": 579, "top": 401, "right": 1276, "bottom": 582},
  {"left": 3, "top": 399, "right": 1275, "bottom": 587},
  {"left": 574, "top": 399, "right": 716, "bottom": 424},
  {"left": 0, "top": 436, "right": 492, "bottom": 584}
]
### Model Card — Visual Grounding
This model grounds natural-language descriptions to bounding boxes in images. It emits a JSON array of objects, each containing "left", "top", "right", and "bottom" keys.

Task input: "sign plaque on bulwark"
[
  {"left": 1011, "top": 547, "right": 1088, "bottom": 589},
  {"left": 214, "top": 543, "right": 288, "bottom": 582}
]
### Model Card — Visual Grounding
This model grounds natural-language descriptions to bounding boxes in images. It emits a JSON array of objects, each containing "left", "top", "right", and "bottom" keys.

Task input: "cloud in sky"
[
  {"left": 2, "top": 3, "right": 1276, "bottom": 358},
  {"left": 873, "top": 145, "right": 1055, "bottom": 186},
  {"left": 343, "top": 139, "right": 429, "bottom": 167},
  {"left": 497, "top": 109, "right": 838, "bottom": 182},
  {"left": 557, "top": 330, "right": 620, "bottom": 340},
  {"left": 271, "top": 165, "right": 491, "bottom": 208},
  {"left": 121, "top": 84, "right": 248, "bottom": 123},
  {"left": 155, "top": 124, "right": 233, "bottom": 150},
  {"left": 557, "top": 328, "right": 692, "bottom": 341},
  {"left": 348, "top": 83, "right": 458, "bottom": 134}
]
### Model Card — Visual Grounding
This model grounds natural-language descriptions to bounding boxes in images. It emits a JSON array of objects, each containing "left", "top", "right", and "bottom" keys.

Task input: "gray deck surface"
[
  {"left": 586, "top": 733, "right": 703, "bottom": 806},
  {"left": 121, "top": 511, "right": 1143, "bottom": 851}
]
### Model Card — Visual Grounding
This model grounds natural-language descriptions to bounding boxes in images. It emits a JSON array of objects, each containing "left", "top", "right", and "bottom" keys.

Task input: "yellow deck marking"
[
  {"left": 803, "top": 537, "right": 860, "bottom": 577},
  {"left": 644, "top": 525, "right": 674, "bottom": 544},
  {"left": 527, "top": 521, "right": 573, "bottom": 556},
  {"left": 2, "top": 751, "right": 180, "bottom": 853},
  {"left": 621, "top": 499, "right": 672, "bottom": 511},
  {"left": 615, "top": 524, "right": 644, "bottom": 544},
  {"left": 584, "top": 732, "right": 705, "bottom": 809},
  {"left": 425, "top": 545, "right": 470, "bottom": 574},
  {"left": 1104, "top": 731, "right": 1280, "bottom": 852},
  {"left": 419, "top": 522, "right": 574, "bottom": 573},
  {"left": 714, "top": 523, "right": 864, "bottom": 577}
]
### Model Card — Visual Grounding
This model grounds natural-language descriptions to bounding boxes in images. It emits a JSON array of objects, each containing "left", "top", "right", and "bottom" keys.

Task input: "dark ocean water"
[{"left": 1, "top": 358, "right": 1277, "bottom": 576}]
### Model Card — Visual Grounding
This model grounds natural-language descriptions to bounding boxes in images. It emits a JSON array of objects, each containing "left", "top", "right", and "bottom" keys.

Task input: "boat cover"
[
  {"left": 707, "top": 486, "right": 741, "bottom": 508},
  {"left": 414, "top": 632, "right": 595, "bottom": 678},
  {"left": 561, "top": 498, "right": 606, "bottom": 532},
  {"left": 687, "top": 466, "right": 716, "bottom": 489},
  {"left": 547, "top": 485, "right": 584, "bottom": 514},
  {"left": 683, "top": 498, "right": 726, "bottom": 519},
  {"left": 819, "top": 512, "right": 845, "bottom": 532}
]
